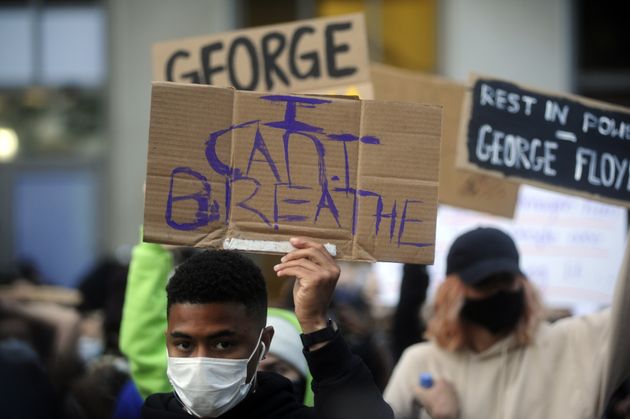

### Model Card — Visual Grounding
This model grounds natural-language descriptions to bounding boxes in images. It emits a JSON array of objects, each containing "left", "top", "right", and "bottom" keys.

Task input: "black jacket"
[{"left": 142, "top": 333, "right": 394, "bottom": 419}]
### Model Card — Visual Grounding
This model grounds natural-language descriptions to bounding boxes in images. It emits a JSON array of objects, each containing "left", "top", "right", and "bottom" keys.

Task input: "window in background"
[
  {"left": 42, "top": 6, "right": 105, "bottom": 87},
  {"left": 13, "top": 168, "right": 99, "bottom": 287},
  {"left": 0, "top": 0, "right": 106, "bottom": 288},
  {"left": 0, "top": 8, "right": 34, "bottom": 85}
]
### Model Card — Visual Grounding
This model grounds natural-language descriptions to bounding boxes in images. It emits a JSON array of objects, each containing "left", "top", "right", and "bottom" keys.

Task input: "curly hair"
[
  {"left": 426, "top": 274, "right": 543, "bottom": 351},
  {"left": 166, "top": 249, "right": 267, "bottom": 325}
]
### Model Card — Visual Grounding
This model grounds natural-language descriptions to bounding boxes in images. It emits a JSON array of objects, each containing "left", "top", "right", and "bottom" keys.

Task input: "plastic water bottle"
[
  {"left": 412, "top": 372, "right": 434, "bottom": 417},
  {"left": 419, "top": 372, "right": 434, "bottom": 389}
]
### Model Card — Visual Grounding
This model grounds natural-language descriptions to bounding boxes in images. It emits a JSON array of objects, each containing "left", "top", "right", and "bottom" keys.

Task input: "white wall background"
[
  {"left": 107, "top": 0, "right": 236, "bottom": 251},
  {"left": 438, "top": 0, "right": 572, "bottom": 91}
]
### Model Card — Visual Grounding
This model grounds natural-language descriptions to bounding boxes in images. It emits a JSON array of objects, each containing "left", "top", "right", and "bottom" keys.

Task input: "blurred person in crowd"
[
  {"left": 260, "top": 307, "right": 313, "bottom": 405},
  {"left": 12, "top": 259, "right": 44, "bottom": 285},
  {"left": 391, "top": 264, "right": 430, "bottom": 363},
  {"left": 384, "top": 226, "right": 630, "bottom": 419},
  {"left": 0, "top": 300, "right": 55, "bottom": 364},
  {"left": 65, "top": 354, "right": 134, "bottom": 419},
  {"left": 0, "top": 258, "right": 44, "bottom": 286},
  {"left": 77, "top": 255, "right": 130, "bottom": 357},
  {"left": 0, "top": 286, "right": 83, "bottom": 396},
  {"left": 605, "top": 379, "right": 630, "bottom": 419},
  {"left": 0, "top": 338, "right": 62, "bottom": 419},
  {"left": 140, "top": 238, "right": 392, "bottom": 418},
  {"left": 332, "top": 286, "right": 393, "bottom": 392},
  {"left": 0, "top": 256, "right": 140, "bottom": 419}
]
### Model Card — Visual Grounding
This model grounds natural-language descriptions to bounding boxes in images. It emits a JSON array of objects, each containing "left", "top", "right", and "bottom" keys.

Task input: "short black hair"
[{"left": 166, "top": 250, "right": 267, "bottom": 325}]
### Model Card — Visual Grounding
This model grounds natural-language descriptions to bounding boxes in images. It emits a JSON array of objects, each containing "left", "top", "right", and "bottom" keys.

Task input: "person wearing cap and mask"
[
  {"left": 384, "top": 226, "right": 630, "bottom": 419},
  {"left": 139, "top": 237, "right": 393, "bottom": 419}
]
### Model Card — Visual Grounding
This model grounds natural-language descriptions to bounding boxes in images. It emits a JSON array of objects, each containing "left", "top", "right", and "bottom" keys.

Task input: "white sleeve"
[
  {"left": 551, "top": 234, "right": 630, "bottom": 416},
  {"left": 385, "top": 345, "right": 423, "bottom": 419},
  {"left": 601, "top": 235, "right": 630, "bottom": 413}
]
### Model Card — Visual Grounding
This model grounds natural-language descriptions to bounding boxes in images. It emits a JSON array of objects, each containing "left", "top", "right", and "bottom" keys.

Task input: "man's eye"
[
  {"left": 214, "top": 341, "right": 233, "bottom": 351},
  {"left": 175, "top": 341, "right": 192, "bottom": 352}
]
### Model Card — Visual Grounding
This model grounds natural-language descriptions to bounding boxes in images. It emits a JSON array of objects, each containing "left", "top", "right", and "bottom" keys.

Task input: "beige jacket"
[{"left": 384, "top": 240, "right": 630, "bottom": 419}]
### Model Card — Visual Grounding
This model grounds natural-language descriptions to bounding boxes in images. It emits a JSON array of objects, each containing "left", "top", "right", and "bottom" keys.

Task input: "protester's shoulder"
[
  {"left": 398, "top": 341, "right": 439, "bottom": 366},
  {"left": 405, "top": 340, "right": 442, "bottom": 356},
  {"left": 530, "top": 309, "right": 610, "bottom": 355},
  {"left": 544, "top": 308, "right": 611, "bottom": 336}
]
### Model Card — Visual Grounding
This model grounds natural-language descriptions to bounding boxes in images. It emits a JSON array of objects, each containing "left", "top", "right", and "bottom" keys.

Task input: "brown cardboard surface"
[
  {"left": 457, "top": 74, "right": 630, "bottom": 208},
  {"left": 370, "top": 63, "right": 518, "bottom": 218},
  {"left": 144, "top": 82, "right": 441, "bottom": 264},
  {"left": 153, "top": 14, "right": 370, "bottom": 94}
]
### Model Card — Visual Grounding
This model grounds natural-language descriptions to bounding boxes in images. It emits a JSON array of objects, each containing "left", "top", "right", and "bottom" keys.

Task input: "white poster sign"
[{"left": 374, "top": 185, "right": 627, "bottom": 315}]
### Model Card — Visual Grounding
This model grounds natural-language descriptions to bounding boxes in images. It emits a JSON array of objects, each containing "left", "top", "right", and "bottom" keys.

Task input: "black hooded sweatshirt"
[{"left": 142, "top": 333, "right": 393, "bottom": 419}]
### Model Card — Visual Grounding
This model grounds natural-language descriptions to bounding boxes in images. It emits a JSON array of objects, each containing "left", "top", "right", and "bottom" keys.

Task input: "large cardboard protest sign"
[
  {"left": 152, "top": 14, "right": 372, "bottom": 97},
  {"left": 458, "top": 75, "right": 630, "bottom": 207},
  {"left": 143, "top": 82, "right": 441, "bottom": 264},
  {"left": 370, "top": 64, "right": 518, "bottom": 217}
]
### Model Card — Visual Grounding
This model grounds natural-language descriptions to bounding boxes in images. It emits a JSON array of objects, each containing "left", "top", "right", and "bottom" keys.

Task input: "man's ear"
[{"left": 261, "top": 325, "right": 274, "bottom": 359}]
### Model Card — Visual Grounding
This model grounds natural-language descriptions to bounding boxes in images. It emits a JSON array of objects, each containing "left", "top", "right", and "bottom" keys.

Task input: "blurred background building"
[{"left": 0, "top": 0, "right": 628, "bottom": 295}]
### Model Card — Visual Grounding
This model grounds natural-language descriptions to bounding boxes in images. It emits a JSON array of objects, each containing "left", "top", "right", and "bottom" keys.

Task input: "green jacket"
[
  {"left": 119, "top": 242, "right": 172, "bottom": 398},
  {"left": 119, "top": 241, "right": 314, "bottom": 406}
]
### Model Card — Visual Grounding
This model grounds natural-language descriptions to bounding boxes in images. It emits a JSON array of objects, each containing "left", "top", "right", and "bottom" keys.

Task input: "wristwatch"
[{"left": 300, "top": 319, "right": 339, "bottom": 347}]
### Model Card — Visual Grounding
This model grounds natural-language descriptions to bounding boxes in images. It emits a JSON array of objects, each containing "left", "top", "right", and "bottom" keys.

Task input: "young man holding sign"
[{"left": 141, "top": 237, "right": 393, "bottom": 419}]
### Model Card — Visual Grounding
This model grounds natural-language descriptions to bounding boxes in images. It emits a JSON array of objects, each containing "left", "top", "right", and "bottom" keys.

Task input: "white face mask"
[{"left": 167, "top": 331, "right": 265, "bottom": 418}]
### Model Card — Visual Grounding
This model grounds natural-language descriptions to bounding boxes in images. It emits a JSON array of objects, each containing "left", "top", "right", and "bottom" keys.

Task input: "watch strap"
[{"left": 300, "top": 319, "right": 338, "bottom": 347}]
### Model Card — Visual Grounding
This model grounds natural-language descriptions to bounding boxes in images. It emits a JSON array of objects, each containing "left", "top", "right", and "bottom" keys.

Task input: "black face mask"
[{"left": 460, "top": 288, "right": 525, "bottom": 335}]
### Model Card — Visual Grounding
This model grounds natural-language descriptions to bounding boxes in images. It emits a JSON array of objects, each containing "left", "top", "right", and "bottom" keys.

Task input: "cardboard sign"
[
  {"left": 152, "top": 14, "right": 371, "bottom": 97},
  {"left": 143, "top": 82, "right": 441, "bottom": 264},
  {"left": 370, "top": 64, "right": 519, "bottom": 217},
  {"left": 458, "top": 75, "right": 630, "bottom": 207}
]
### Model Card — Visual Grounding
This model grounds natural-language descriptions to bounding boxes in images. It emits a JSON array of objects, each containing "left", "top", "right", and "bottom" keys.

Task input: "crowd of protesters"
[{"left": 1, "top": 226, "right": 629, "bottom": 419}]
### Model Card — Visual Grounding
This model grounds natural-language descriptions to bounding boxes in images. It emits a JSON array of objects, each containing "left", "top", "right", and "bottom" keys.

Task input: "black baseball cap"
[{"left": 446, "top": 227, "right": 522, "bottom": 285}]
